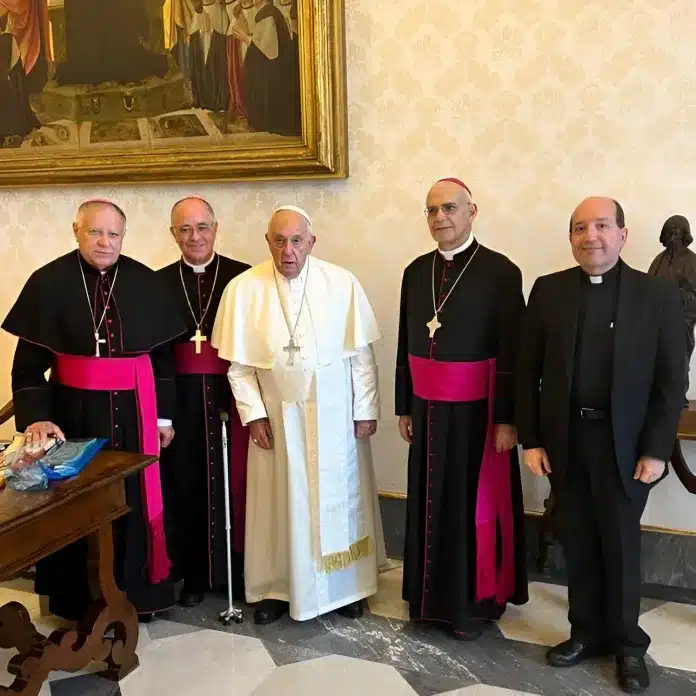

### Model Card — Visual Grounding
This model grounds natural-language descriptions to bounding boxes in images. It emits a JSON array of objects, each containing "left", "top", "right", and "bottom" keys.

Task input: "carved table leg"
[
  {"left": 0, "top": 523, "right": 139, "bottom": 695},
  {"left": 91, "top": 522, "right": 139, "bottom": 680},
  {"left": 0, "top": 602, "right": 46, "bottom": 654}
]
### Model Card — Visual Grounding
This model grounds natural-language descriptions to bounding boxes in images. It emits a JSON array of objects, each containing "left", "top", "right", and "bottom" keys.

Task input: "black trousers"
[{"left": 554, "top": 416, "right": 650, "bottom": 657}]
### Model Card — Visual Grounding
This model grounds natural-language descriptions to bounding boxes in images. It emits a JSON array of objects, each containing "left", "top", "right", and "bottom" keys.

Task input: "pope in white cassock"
[{"left": 211, "top": 205, "right": 386, "bottom": 624}]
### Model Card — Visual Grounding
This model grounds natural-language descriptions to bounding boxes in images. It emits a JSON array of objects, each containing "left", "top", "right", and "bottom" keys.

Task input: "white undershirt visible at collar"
[
  {"left": 183, "top": 253, "right": 215, "bottom": 274},
  {"left": 439, "top": 235, "right": 475, "bottom": 261}
]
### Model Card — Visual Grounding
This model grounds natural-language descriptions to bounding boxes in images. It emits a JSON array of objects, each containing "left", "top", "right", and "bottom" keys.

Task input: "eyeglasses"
[
  {"left": 424, "top": 202, "right": 472, "bottom": 218},
  {"left": 174, "top": 223, "right": 215, "bottom": 236}
]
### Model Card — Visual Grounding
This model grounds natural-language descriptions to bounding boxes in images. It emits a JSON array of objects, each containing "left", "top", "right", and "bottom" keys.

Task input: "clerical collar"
[
  {"left": 439, "top": 235, "right": 475, "bottom": 261},
  {"left": 183, "top": 253, "right": 216, "bottom": 274},
  {"left": 584, "top": 260, "right": 620, "bottom": 285},
  {"left": 77, "top": 250, "right": 117, "bottom": 277}
]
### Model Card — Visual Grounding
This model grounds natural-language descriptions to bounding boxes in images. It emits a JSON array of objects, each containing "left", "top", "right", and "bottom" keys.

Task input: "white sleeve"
[
  {"left": 227, "top": 361, "right": 268, "bottom": 425},
  {"left": 350, "top": 344, "right": 380, "bottom": 421}
]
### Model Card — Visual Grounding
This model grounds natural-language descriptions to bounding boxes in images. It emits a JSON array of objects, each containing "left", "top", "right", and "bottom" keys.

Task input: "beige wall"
[{"left": 2, "top": 0, "right": 696, "bottom": 528}]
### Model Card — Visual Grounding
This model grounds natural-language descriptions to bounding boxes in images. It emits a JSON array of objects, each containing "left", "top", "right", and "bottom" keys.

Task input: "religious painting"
[{"left": 0, "top": 0, "right": 347, "bottom": 186}]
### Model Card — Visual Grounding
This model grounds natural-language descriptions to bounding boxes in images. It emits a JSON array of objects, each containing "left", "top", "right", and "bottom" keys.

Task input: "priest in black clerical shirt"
[
  {"left": 2, "top": 199, "right": 187, "bottom": 622},
  {"left": 396, "top": 178, "right": 528, "bottom": 642},
  {"left": 516, "top": 197, "right": 685, "bottom": 694},
  {"left": 158, "top": 197, "right": 250, "bottom": 607}
]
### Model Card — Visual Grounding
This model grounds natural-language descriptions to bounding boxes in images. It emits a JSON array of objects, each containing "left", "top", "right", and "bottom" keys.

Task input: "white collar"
[
  {"left": 589, "top": 275, "right": 603, "bottom": 284},
  {"left": 183, "top": 253, "right": 215, "bottom": 274},
  {"left": 439, "top": 235, "right": 475, "bottom": 261}
]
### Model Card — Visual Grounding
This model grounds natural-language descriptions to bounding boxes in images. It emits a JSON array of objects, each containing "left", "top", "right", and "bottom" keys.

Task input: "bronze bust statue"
[{"left": 648, "top": 214, "right": 696, "bottom": 401}]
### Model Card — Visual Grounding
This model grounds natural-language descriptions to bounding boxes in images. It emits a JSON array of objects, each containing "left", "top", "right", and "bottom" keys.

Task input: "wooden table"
[{"left": 0, "top": 451, "right": 156, "bottom": 695}]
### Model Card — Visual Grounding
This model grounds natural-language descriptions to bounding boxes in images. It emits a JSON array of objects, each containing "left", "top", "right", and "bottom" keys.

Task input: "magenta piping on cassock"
[
  {"left": 408, "top": 355, "right": 515, "bottom": 603},
  {"left": 53, "top": 353, "right": 170, "bottom": 585},
  {"left": 173, "top": 340, "right": 249, "bottom": 553}
]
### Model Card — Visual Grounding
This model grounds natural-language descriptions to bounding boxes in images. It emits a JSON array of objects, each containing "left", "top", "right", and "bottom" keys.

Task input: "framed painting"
[{"left": 0, "top": 0, "right": 347, "bottom": 187}]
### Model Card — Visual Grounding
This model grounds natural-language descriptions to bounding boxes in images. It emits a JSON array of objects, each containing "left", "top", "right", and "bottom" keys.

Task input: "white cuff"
[{"left": 157, "top": 418, "right": 173, "bottom": 427}]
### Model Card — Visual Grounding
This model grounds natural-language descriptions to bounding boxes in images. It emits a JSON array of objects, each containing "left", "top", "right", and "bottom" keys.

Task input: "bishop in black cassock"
[
  {"left": 396, "top": 179, "right": 528, "bottom": 641},
  {"left": 2, "top": 200, "right": 187, "bottom": 622},
  {"left": 159, "top": 197, "right": 250, "bottom": 607}
]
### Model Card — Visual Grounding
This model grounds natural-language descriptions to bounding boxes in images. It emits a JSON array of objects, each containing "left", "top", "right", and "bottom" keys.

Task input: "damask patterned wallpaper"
[{"left": 2, "top": 0, "right": 696, "bottom": 528}]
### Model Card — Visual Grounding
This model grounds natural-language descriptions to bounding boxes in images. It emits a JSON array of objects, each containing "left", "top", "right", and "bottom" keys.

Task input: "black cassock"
[
  {"left": 2, "top": 251, "right": 186, "bottom": 619},
  {"left": 0, "top": 24, "right": 47, "bottom": 141},
  {"left": 396, "top": 241, "right": 528, "bottom": 633},
  {"left": 243, "top": 4, "right": 300, "bottom": 136},
  {"left": 171, "top": 27, "right": 230, "bottom": 112},
  {"left": 56, "top": 0, "right": 168, "bottom": 85},
  {"left": 158, "top": 254, "right": 250, "bottom": 599}
]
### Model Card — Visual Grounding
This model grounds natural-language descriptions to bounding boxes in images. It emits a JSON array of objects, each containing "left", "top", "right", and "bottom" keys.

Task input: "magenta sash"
[
  {"left": 408, "top": 354, "right": 515, "bottom": 604},
  {"left": 173, "top": 340, "right": 249, "bottom": 553},
  {"left": 174, "top": 341, "right": 229, "bottom": 375},
  {"left": 53, "top": 353, "right": 171, "bottom": 585}
]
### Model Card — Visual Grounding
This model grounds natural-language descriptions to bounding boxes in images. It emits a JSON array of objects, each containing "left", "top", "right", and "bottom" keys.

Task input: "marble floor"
[{"left": 2, "top": 562, "right": 696, "bottom": 695}]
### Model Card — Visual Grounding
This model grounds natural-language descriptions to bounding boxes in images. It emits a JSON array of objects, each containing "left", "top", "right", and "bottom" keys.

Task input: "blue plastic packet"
[
  {"left": 39, "top": 438, "right": 108, "bottom": 480},
  {"left": 5, "top": 464, "right": 49, "bottom": 491}
]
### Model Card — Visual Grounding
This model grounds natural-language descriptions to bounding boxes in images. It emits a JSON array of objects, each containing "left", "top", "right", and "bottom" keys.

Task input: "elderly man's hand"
[
  {"left": 24, "top": 421, "right": 65, "bottom": 448},
  {"left": 249, "top": 418, "right": 273, "bottom": 450},
  {"left": 355, "top": 420, "right": 377, "bottom": 439}
]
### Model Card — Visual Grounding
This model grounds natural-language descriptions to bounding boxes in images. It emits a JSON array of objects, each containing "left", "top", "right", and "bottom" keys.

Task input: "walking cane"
[{"left": 218, "top": 411, "right": 243, "bottom": 625}]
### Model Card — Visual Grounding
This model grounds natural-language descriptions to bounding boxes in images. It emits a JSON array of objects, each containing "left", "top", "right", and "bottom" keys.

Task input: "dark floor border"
[{"left": 378, "top": 494, "right": 696, "bottom": 604}]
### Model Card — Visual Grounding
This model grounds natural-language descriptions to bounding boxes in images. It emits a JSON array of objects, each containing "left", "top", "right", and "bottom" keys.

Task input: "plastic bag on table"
[{"left": 4, "top": 462, "right": 49, "bottom": 491}]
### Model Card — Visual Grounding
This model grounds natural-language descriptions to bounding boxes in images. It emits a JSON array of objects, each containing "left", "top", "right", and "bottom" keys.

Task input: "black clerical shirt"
[{"left": 571, "top": 261, "right": 621, "bottom": 409}]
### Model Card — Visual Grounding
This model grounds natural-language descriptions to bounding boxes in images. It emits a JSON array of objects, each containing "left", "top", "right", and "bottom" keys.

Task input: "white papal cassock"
[{"left": 211, "top": 256, "right": 387, "bottom": 621}]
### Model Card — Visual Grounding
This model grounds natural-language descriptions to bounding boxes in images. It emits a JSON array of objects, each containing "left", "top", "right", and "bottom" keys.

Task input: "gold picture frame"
[{"left": 0, "top": 0, "right": 347, "bottom": 188}]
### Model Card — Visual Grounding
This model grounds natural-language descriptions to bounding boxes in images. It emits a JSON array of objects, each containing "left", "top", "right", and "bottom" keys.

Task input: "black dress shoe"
[
  {"left": 253, "top": 599, "right": 287, "bottom": 625},
  {"left": 178, "top": 590, "right": 205, "bottom": 607},
  {"left": 336, "top": 601, "right": 363, "bottom": 619},
  {"left": 616, "top": 656, "right": 650, "bottom": 693},
  {"left": 138, "top": 613, "right": 154, "bottom": 624},
  {"left": 452, "top": 627, "right": 483, "bottom": 641},
  {"left": 547, "top": 639, "right": 611, "bottom": 667},
  {"left": 452, "top": 618, "right": 487, "bottom": 641}
]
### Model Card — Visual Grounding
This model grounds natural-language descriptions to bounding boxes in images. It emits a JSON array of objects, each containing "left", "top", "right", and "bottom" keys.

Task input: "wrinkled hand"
[
  {"left": 523, "top": 447, "right": 552, "bottom": 476},
  {"left": 494, "top": 424, "right": 517, "bottom": 453},
  {"left": 250, "top": 418, "right": 273, "bottom": 450},
  {"left": 398, "top": 415, "right": 413, "bottom": 444},
  {"left": 634, "top": 457, "right": 665, "bottom": 484},
  {"left": 355, "top": 420, "right": 377, "bottom": 439},
  {"left": 159, "top": 426, "right": 175, "bottom": 449},
  {"left": 24, "top": 421, "right": 65, "bottom": 449}
]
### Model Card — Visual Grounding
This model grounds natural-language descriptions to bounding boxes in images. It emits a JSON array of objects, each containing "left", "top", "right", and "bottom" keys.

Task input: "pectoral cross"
[
  {"left": 95, "top": 332, "right": 106, "bottom": 358},
  {"left": 426, "top": 314, "right": 441, "bottom": 339},
  {"left": 191, "top": 328, "right": 207, "bottom": 354},
  {"left": 283, "top": 337, "right": 301, "bottom": 366}
]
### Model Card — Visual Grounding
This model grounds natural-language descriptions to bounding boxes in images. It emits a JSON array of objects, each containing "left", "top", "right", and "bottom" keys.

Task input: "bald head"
[
  {"left": 569, "top": 197, "right": 624, "bottom": 234},
  {"left": 171, "top": 196, "right": 215, "bottom": 223},
  {"left": 170, "top": 197, "right": 218, "bottom": 265},
  {"left": 266, "top": 209, "right": 316, "bottom": 279},
  {"left": 569, "top": 196, "right": 627, "bottom": 276},
  {"left": 425, "top": 180, "right": 477, "bottom": 251},
  {"left": 77, "top": 199, "right": 126, "bottom": 225}
]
